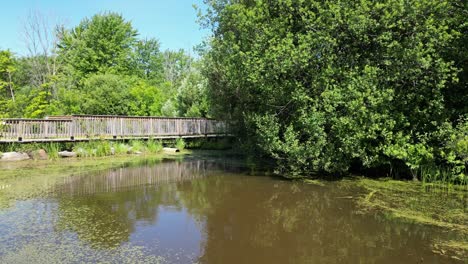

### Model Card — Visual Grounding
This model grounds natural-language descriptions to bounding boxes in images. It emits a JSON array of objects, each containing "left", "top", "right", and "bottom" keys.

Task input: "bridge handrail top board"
[
  {"left": 2, "top": 115, "right": 219, "bottom": 122},
  {"left": 69, "top": 114, "right": 217, "bottom": 120}
]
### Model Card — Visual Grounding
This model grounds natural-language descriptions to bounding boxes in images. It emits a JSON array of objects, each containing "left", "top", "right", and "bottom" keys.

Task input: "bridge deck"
[{"left": 0, "top": 115, "right": 228, "bottom": 143}]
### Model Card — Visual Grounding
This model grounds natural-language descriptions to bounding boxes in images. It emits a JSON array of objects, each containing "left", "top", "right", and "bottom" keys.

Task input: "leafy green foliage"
[
  {"left": 58, "top": 12, "right": 138, "bottom": 78},
  {"left": 0, "top": 12, "right": 209, "bottom": 119},
  {"left": 202, "top": 0, "right": 467, "bottom": 179},
  {"left": 176, "top": 61, "right": 210, "bottom": 117},
  {"left": 80, "top": 74, "right": 132, "bottom": 115},
  {"left": 0, "top": 50, "right": 16, "bottom": 101}
]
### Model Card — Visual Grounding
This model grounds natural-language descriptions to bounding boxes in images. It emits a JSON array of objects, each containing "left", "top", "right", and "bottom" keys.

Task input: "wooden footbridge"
[{"left": 0, "top": 115, "right": 229, "bottom": 143}]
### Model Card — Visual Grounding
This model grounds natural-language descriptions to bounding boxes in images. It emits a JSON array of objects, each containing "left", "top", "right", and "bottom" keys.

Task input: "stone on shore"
[
  {"left": 58, "top": 151, "right": 77, "bottom": 158},
  {"left": 163, "top": 147, "right": 180, "bottom": 153},
  {"left": 0, "top": 152, "right": 31, "bottom": 161},
  {"left": 30, "top": 149, "right": 48, "bottom": 160}
]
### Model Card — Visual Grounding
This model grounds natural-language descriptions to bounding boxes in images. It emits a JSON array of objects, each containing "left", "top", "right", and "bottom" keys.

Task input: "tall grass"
[
  {"left": 129, "top": 140, "right": 145, "bottom": 153},
  {"left": 0, "top": 139, "right": 177, "bottom": 160},
  {"left": 113, "top": 142, "right": 129, "bottom": 155},
  {"left": 43, "top": 143, "right": 60, "bottom": 160},
  {"left": 175, "top": 138, "right": 185, "bottom": 150},
  {"left": 73, "top": 142, "right": 93, "bottom": 157},
  {"left": 73, "top": 141, "right": 111, "bottom": 157},
  {"left": 146, "top": 139, "right": 163, "bottom": 153},
  {"left": 420, "top": 165, "right": 467, "bottom": 191},
  {"left": 95, "top": 141, "right": 112, "bottom": 157}
]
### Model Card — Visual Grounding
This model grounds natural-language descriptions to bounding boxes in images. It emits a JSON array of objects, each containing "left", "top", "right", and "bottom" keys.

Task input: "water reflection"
[
  {"left": 53, "top": 160, "right": 232, "bottom": 250},
  {"left": 1, "top": 158, "right": 463, "bottom": 263}
]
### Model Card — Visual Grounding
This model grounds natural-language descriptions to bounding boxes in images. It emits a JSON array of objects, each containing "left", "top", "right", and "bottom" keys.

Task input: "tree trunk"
[{"left": 7, "top": 71, "right": 14, "bottom": 102}]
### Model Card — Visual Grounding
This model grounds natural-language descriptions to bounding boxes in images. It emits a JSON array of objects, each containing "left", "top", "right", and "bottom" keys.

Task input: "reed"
[
  {"left": 146, "top": 139, "right": 163, "bottom": 153},
  {"left": 175, "top": 138, "right": 185, "bottom": 151},
  {"left": 129, "top": 140, "right": 146, "bottom": 153},
  {"left": 113, "top": 142, "right": 129, "bottom": 155},
  {"left": 420, "top": 165, "right": 467, "bottom": 191},
  {"left": 42, "top": 143, "right": 60, "bottom": 160}
]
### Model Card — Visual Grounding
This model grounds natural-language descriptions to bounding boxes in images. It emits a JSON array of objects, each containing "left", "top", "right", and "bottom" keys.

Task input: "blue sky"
[{"left": 0, "top": 0, "right": 210, "bottom": 56}]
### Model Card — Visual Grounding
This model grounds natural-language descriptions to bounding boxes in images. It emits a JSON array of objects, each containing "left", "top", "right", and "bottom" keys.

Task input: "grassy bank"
[{"left": 0, "top": 139, "right": 170, "bottom": 158}]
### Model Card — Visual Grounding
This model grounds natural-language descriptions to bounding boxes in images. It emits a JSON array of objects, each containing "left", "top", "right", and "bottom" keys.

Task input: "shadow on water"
[{"left": 0, "top": 157, "right": 465, "bottom": 263}]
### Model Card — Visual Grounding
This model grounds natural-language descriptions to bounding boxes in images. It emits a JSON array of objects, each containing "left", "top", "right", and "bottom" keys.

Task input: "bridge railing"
[{"left": 0, "top": 115, "right": 228, "bottom": 142}]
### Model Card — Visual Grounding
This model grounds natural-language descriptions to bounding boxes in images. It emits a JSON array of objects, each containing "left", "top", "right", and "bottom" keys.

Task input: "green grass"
[
  {"left": 113, "top": 142, "right": 129, "bottom": 155},
  {"left": 175, "top": 138, "right": 185, "bottom": 150},
  {"left": 146, "top": 139, "right": 163, "bottom": 153},
  {"left": 420, "top": 165, "right": 468, "bottom": 190},
  {"left": 43, "top": 143, "right": 60, "bottom": 160},
  {"left": 129, "top": 140, "right": 145, "bottom": 153},
  {"left": 4, "top": 139, "right": 220, "bottom": 160},
  {"left": 95, "top": 140, "right": 112, "bottom": 157}
]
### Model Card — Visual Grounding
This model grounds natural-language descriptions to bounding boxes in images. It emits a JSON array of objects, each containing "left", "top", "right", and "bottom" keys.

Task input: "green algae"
[
  {"left": 432, "top": 239, "right": 468, "bottom": 261},
  {"left": 0, "top": 237, "right": 165, "bottom": 264},
  {"left": 340, "top": 177, "right": 468, "bottom": 259},
  {"left": 353, "top": 178, "right": 467, "bottom": 232},
  {"left": 301, "top": 179, "right": 326, "bottom": 187}
]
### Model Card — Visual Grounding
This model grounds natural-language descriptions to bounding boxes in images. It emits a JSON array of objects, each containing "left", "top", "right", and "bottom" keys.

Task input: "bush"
[{"left": 203, "top": 0, "right": 467, "bottom": 179}]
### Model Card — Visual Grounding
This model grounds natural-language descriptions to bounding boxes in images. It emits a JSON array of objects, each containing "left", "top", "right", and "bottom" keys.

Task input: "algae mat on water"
[{"left": 346, "top": 177, "right": 467, "bottom": 260}]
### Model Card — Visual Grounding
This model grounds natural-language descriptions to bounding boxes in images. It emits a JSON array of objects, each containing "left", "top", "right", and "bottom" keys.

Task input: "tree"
[
  {"left": 132, "top": 38, "right": 164, "bottom": 83},
  {"left": 176, "top": 61, "right": 209, "bottom": 117},
  {"left": 58, "top": 12, "right": 138, "bottom": 79},
  {"left": 80, "top": 74, "right": 132, "bottom": 115},
  {"left": 0, "top": 50, "right": 16, "bottom": 102},
  {"left": 21, "top": 10, "right": 63, "bottom": 97},
  {"left": 202, "top": 0, "right": 467, "bottom": 177},
  {"left": 127, "top": 78, "right": 164, "bottom": 116},
  {"left": 162, "top": 49, "right": 192, "bottom": 86}
]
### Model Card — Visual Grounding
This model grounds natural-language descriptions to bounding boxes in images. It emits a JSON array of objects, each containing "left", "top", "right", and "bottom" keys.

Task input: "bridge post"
[
  {"left": 70, "top": 119, "right": 75, "bottom": 141},
  {"left": 18, "top": 120, "right": 23, "bottom": 142},
  {"left": 149, "top": 118, "right": 153, "bottom": 137}
]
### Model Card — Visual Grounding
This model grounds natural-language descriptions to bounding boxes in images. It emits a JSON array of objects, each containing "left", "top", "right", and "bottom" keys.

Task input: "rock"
[
  {"left": 163, "top": 147, "right": 180, "bottom": 153},
  {"left": 0, "top": 152, "right": 30, "bottom": 161},
  {"left": 127, "top": 147, "right": 133, "bottom": 154},
  {"left": 30, "top": 149, "right": 48, "bottom": 160},
  {"left": 58, "top": 151, "right": 77, "bottom": 158},
  {"left": 134, "top": 151, "right": 142, "bottom": 155}
]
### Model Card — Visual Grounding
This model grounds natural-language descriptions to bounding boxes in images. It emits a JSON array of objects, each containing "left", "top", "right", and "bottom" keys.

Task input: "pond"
[{"left": 0, "top": 156, "right": 465, "bottom": 263}]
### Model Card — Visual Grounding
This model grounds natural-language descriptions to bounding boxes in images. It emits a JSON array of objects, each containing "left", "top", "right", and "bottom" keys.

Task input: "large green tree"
[
  {"left": 132, "top": 38, "right": 165, "bottom": 83},
  {"left": 58, "top": 12, "right": 138, "bottom": 79},
  {"left": 202, "top": 0, "right": 467, "bottom": 178}
]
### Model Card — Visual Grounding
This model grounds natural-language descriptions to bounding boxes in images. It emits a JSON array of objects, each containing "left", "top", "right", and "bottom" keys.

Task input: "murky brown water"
[{"left": 0, "top": 158, "right": 463, "bottom": 263}]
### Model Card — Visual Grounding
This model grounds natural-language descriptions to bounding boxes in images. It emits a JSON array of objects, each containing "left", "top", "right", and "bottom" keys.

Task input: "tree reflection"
[
  {"left": 54, "top": 159, "right": 213, "bottom": 249},
  {"left": 177, "top": 175, "right": 452, "bottom": 264},
  {"left": 52, "top": 159, "right": 459, "bottom": 263}
]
